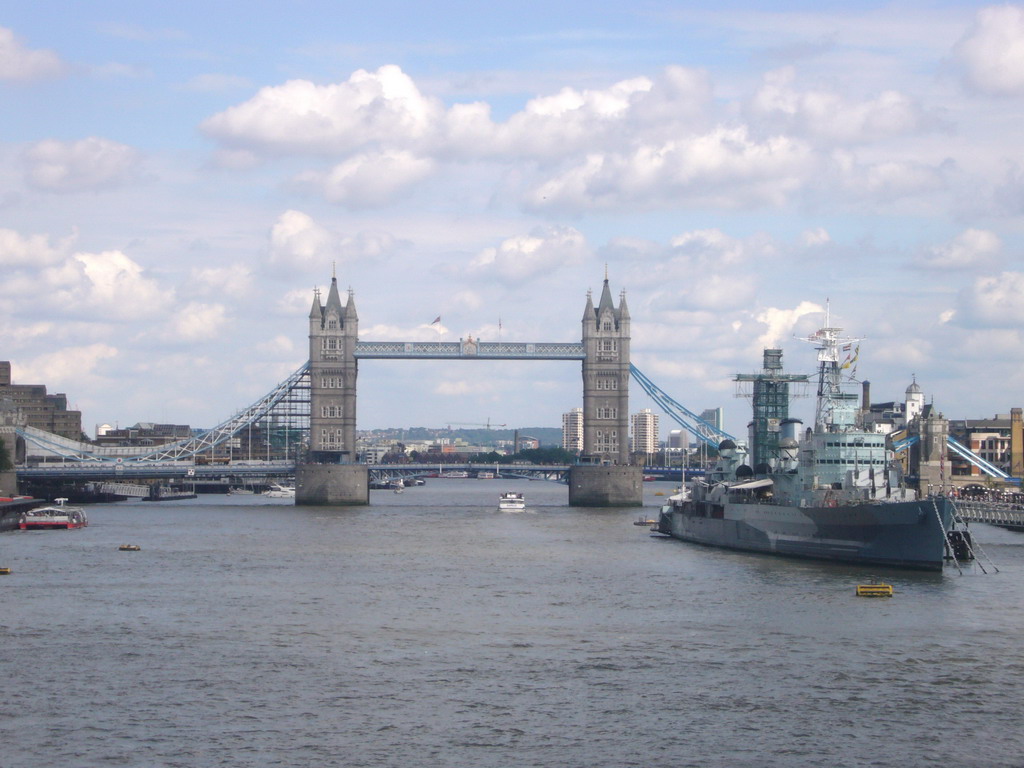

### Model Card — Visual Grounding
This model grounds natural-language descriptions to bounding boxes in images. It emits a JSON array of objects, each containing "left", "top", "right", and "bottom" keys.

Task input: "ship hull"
[{"left": 660, "top": 497, "right": 954, "bottom": 571}]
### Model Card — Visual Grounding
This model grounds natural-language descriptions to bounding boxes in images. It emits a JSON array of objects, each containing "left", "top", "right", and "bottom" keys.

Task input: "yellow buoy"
[{"left": 856, "top": 584, "right": 894, "bottom": 597}]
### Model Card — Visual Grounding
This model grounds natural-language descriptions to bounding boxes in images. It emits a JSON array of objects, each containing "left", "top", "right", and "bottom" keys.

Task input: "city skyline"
[{"left": 3, "top": 2, "right": 1024, "bottom": 440}]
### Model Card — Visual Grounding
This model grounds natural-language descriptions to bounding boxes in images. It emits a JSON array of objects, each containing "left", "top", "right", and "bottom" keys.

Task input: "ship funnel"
[{"left": 781, "top": 418, "right": 803, "bottom": 443}]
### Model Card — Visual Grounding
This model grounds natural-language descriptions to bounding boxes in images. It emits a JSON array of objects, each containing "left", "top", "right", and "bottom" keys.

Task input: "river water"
[{"left": 2, "top": 479, "right": 1023, "bottom": 768}]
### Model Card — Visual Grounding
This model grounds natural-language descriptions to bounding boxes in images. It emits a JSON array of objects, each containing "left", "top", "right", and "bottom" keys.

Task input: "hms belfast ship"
[{"left": 657, "top": 311, "right": 958, "bottom": 571}]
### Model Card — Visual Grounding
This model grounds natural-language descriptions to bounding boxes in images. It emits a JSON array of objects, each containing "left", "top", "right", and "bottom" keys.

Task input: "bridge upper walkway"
[{"left": 354, "top": 341, "right": 585, "bottom": 359}]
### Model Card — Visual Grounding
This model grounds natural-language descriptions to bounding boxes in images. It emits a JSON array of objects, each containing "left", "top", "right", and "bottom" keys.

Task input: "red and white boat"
[{"left": 19, "top": 498, "right": 88, "bottom": 530}]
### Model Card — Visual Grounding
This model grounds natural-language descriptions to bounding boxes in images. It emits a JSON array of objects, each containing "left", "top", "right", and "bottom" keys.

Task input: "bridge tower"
[
  {"left": 581, "top": 277, "right": 631, "bottom": 464},
  {"left": 308, "top": 277, "right": 358, "bottom": 462},
  {"left": 296, "top": 275, "right": 368, "bottom": 505},
  {"left": 569, "top": 276, "right": 643, "bottom": 506}
]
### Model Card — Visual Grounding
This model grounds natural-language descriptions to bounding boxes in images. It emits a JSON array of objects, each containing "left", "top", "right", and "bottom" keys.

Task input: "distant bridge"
[{"left": 16, "top": 461, "right": 575, "bottom": 485}]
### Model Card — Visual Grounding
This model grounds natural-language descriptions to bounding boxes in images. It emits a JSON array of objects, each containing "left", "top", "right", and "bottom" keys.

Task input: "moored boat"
[
  {"left": 19, "top": 498, "right": 88, "bottom": 530},
  {"left": 498, "top": 491, "right": 526, "bottom": 510},
  {"left": 263, "top": 483, "right": 295, "bottom": 498},
  {"left": 657, "top": 311, "right": 960, "bottom": 572}
]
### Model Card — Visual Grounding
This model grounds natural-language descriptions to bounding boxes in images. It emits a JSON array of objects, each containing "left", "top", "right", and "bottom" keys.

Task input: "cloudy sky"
[{"left": 3, "top": 1, "right": 1024, "bottom": 439}]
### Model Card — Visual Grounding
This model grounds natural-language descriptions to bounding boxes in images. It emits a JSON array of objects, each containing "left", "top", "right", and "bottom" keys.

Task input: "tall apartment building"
[
  {"left": 0, "top": 361, "right": 83, "bottom": 440},
  {"left": 630, "top": 408, "right": 659, "bottom": 458},
  {"left": 561, "top": 407, "right": 583, "bottom": 454},
  {"left": 699, "top": 408, "right": 723, "bottom": 433}
]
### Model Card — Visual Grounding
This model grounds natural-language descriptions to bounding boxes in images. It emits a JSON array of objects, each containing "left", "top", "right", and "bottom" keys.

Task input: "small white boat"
[
  {"left": 498, "top": 491, "right": 526, "bottom": 511},
  {"left": 263, "top": 484, "right": 295, "bottom": 498}
]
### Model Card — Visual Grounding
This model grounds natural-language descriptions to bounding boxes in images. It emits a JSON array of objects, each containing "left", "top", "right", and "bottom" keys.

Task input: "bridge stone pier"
[{"left": 296, "top": 273, "right": 642, "bottom": 507}]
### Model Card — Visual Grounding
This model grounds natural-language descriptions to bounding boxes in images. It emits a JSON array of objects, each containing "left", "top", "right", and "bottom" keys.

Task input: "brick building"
[{"left": 0, "top": 361, "right": 83, "bottom": 440}]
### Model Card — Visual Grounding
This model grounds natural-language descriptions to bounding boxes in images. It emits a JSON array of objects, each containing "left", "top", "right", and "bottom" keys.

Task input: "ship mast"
[{"left": 799, "top": 302, "right": 862, "bottom": 432}]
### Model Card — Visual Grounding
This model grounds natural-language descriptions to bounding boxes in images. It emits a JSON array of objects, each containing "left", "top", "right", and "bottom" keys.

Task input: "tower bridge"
[{"left": 301, "top": 273, "right": 637, "bottom": 505}]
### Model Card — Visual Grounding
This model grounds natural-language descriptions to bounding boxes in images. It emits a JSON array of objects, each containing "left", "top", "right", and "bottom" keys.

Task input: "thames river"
[{"left": 3, "top": 479, "right": 1023, "bottom": 768}]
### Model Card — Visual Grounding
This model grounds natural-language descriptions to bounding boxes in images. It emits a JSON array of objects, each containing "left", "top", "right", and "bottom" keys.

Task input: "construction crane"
[{"left": 446, "top": 419, "right": 507, "bottom": 430}]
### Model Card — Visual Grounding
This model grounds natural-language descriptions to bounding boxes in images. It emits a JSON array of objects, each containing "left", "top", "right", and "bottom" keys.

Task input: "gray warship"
[{"left": 657, "top": 312, "right": 957, "bottom": 571}]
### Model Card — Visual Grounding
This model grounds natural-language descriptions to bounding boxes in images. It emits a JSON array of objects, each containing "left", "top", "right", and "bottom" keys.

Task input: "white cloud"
[
  {"left": 957, "top": 271, "right": 1024, "bottom": 327},
  {"left": 623, "top": 229, "right": 778, "bottom": 314},
  {"left": 748, "top": 67, "right": 929, "bottom": 144},
  {"left": 0, "top": 26, "right": 64, "bottom": 81},
  {"left": 16, "top": 344, "right": 119, "bottom": 390},
  {"left": 72, "top": 250, "right": 169, "bottom": 318},
  {"left": 828, "top": 150, "right": 946, "bottom": 202},
  {"left": 201, "top": 65, "right": 443, "bottom": 155},
  {"left": 189, "top": 264, "right": 253, "bottom": 298},
  {"left": 269, "top": 210, "right": 336, "bottom": 267},
  {"left": 255, "top": 334, "right": 297, "bottom": 357},
  {"left": 526, "top": 127, "right": 814, "bottom": 211},
  {"left": 168, "top": 302, "right": 228, "bottom": 341},
  {"left": 1, "top": 235, "right": 168, "bottom": 322},
  {"left": 23, "top": 137, "right": 142, "bottom": 193},
  {"left": 277, "top": 287, "right": 315, "bottom": 316},
  {"left": 493, "top": 76, "right": 653, "bottom": 158},
  {"left": 0, "top": 227, "right": 69, "bottom": 267},
  {"left": 469, "top": 225, "right": 588, "bottom": 282},
  {"left": 299, "top": 150, "right": 434, "bottom": 207},
  {"left": 955, "top": 5, "right": 1024, "bottom": 96},
  {"left": 269, "top": 210, "right": 403, "bottom": 268},
  {"left": 915, "top": 228, "right": 1001, "bottom": 270}
]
